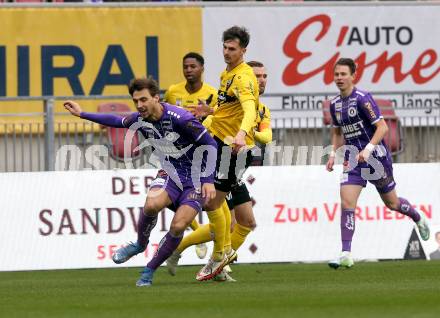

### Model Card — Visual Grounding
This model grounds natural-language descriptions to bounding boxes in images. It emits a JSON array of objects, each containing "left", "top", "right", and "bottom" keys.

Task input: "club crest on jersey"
[
  {"left": 218, "top": 91, "right": 227, "bottom": 102},
  {"left": 348, "top": 107, "right": 357, "bottom": 117},
  {"left": 176, "top": 98, "right": 182, "bottom": 106}
]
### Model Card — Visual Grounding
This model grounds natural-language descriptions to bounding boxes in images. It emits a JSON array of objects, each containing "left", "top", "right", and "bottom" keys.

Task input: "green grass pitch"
[{"left": 1, "top": 261, "right": 439, "bottom": 318}]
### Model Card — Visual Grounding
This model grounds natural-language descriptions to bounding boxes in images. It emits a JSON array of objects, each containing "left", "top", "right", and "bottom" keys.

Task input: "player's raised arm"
[{"left": 63, "top": 100, "right": 127, "bottom": 128}]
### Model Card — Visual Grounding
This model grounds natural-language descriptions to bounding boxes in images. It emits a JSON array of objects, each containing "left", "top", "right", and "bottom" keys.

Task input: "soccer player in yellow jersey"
[
  {"left": 226, "top": 60, "right": 272, "bottom": 256},
  {"left": 166, "top": 60, "right": 272, "bottom": 282},
  {"left": 218, "top": 61, "right": 271, "bottom": 281},
  {"left": 163, "top": 52, "right": 218, "bottom": 260},
  {"left": 164, "top": 52, "right": 217, "bottom": 116},
  {"left": 194, "top": 26, "right": 258, "bottom": 281}
]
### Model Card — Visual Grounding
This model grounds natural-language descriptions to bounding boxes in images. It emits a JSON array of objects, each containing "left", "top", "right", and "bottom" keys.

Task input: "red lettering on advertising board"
[
  {"left": 273, "top": 202, "right": 432, "bottom": 224},
  {"left": 282, "top": 14, "right": 440, "bottom": 86}
]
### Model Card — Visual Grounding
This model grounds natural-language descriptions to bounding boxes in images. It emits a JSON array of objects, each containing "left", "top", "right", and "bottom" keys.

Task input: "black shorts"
[
  {"left": 213, "top": 136, "right": 253, "bottom": 193},
  {"left": 226, "top": 180, "right": 252, "bottom": 210}
]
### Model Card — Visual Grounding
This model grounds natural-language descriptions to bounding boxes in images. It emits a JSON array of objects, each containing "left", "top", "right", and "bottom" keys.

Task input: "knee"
[
  {"left": 238, "top": 217, "right": 256, "bottom": 230},
  {"left": 144, "top": 200, "right": 161, "bottom": 216},
  {"left": 170, "top": 220, "right": 187, "bottom": 235},
  {"left": 247, "top": 220, "right": 257, "bottom": 230}
]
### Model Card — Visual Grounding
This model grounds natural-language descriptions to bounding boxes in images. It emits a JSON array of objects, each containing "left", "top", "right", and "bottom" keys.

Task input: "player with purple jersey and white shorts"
[{"left": 326, "top": 58, "right": 430, "bottom": 269}]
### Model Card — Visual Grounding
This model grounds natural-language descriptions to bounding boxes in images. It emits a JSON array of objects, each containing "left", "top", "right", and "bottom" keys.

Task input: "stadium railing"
[{"left": 0, "top": 92, "right": 439, "bottom": 172}]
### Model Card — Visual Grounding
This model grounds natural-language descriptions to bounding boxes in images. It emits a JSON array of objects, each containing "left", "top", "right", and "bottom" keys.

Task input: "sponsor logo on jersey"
[
  {"left": 341, "top": 120, "right": 364, "bottom": 138},
  {"left": 364, "top": 102, "right": 377, "bottom": 119},
  {"left": 335, "top": 102, "right": 342, "bottom": 110}
]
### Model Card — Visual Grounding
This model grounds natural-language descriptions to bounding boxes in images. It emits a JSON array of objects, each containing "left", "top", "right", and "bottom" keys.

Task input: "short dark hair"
[
  {"left": 128, "top": 77, "right": 160, "bottom": 97},
  {"left": 223, "top": 26, "right": 250, "bottom": 48},
  {"left": 183, "top": 52, "right": 204, "bottom": 66},
  {"left": 334, "top": 58, "right": 357, "bottom": 74},
  {"left": 247, "top": 60, "right": 264, "bottom": 68}
]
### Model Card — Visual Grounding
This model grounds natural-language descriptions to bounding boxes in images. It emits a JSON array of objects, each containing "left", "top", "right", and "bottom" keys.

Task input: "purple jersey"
[
  {"left": 123, "top": 103, "right": 216, "bottom": 185},
  {"left": 330, "top": 87, "right": 390, "bottom": 157}
]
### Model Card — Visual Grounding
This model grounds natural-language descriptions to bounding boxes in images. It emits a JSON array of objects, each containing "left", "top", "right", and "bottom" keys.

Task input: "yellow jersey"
[
  {"left": 209, "top": 62, "right": 258, "bottom": 146},
  {"left": 163, "top": 81, "right": 217, "bottom": 111}
]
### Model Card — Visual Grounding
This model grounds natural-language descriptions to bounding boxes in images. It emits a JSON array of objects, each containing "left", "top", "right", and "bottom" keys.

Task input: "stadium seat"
[
  {"left": 375, "top": 99, "right": 404, "bottom": 155},
  {"left": 322, "top": 100, "right": 332, "bottom": 126},
  {"left": 97, "top": 103, "right": 140, "bottom": 161},
  {"left": 322, "top": 99, "right": 403, "bottom": 154}
]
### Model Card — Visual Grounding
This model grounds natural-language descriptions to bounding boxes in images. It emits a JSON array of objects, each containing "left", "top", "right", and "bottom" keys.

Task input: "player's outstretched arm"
[{"left": 63, "top": 100, "right": 126, "bottom": 128}]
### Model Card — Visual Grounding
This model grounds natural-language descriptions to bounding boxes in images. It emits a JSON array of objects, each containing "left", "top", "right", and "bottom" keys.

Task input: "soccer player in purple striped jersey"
[
  {"left": 326, "top": 58, "right": 430, "bottom": 269},
  {"left": 64, "top": 77, "right": 217, "bottom": 286}
]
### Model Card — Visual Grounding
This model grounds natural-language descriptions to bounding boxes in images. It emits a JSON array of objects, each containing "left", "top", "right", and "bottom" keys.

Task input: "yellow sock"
[
  {"left": 176, "top": 224, "right": 211, "bottom": 253},
  {"left": 231, "top": 223, "right": 252, "bottom": 251},
  {"left": 223, "top": 201, "right": 232, "bottom": 255},
  {"left": 189, "top": 219, "right": 199, "bottom": 231},
  {"left": 208, "top": 205, "right": 226, "bottom": 261}
]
